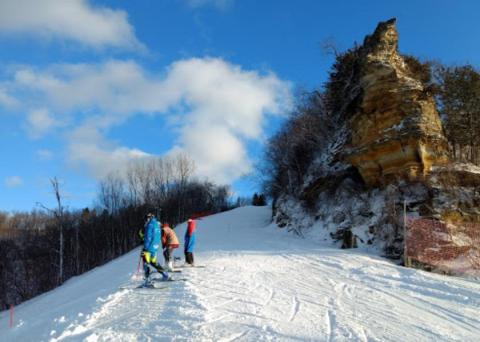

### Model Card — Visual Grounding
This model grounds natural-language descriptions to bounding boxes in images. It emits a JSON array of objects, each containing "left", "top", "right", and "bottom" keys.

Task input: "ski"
[
  {"left": 136, "top": 283, "right": 168, "bottom": 289},
  {"left": 119, "top": 283, "right": 167, "bottom": 290},
  {"left": 149, "top": 269, "right": 182, "bottom": 274},
  {"left": 119, "top": 277, "right": 186, "bottom": 290},
  {"left": 152, "top": 277, "right": 188, "bottom": 282},
  {"left": 175, "top": 265, "right": 206, "bottom": 268}
]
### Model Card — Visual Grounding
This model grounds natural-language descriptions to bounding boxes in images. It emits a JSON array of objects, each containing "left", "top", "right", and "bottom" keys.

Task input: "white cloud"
[
  {"left": 173, "top": 124, "right": 251, "bottom": 183},
  {"left": 163, "top": 58, "right": 291, "bottom": 181},
  {"left": 0, "top": 0, "right": 144, "bottom": 50},
  {"left": 12, "top": 61, "right": 170, "bottom": 119},
  {"left": 5, "top": 176, "right": 23, "bottom": 188},
  {"left": 26, "top": 108, "right": 59, "bottom": 138},
  {"left": 185, "top": 0, "right": 234, "bottom": 10},
  {"left": 67, "top": 124, "right": 150, "bottom": 179},
  {"left": 0, "top": 87, "right": 18, "bottom": 107},
  {"left": 36, "top": 149, "right": 54, "bottom": 160},
  {"left": 5, "top": 58, "right": 292, "bottom": 183}
]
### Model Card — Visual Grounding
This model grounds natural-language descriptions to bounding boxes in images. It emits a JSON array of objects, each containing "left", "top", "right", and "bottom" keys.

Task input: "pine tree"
[{"left": 252, "top": 193, "right": 259, "bottom": 206}]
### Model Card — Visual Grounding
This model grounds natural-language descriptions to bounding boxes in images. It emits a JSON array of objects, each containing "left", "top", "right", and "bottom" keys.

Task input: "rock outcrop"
[
  {"left": 344, "top": 18, "right": 450, "bottom": 186},
  {"left": 274, "top": 18, "right": 480, "bottom": 276}
]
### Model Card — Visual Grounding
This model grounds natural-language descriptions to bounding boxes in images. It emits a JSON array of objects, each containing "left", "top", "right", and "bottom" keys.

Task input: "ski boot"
[
  {"left": 142, "top": 267, "right": 154, "bottom": 287},
  {"left": 142, "top": 276, "right": 154, "bottom": 287},
  {"left": 160, "top": 272, "right": 171, "bottom": 281}
]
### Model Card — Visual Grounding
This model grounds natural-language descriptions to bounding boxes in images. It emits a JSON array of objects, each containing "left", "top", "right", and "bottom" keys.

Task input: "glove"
[{"left": 138, "top": 229, "right": 144, "bottom": 241}]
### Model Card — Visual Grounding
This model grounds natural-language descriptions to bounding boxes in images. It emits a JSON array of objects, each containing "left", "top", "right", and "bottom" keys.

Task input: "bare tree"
[
  {"left": 172, "top": 153, "right": 196, "bottom": 220},
  {"left": 98, "top": 172, "right": 125, "bottom": 214},
  {"left": 320, "top": 36, "right": 340, "bottom": 57},
  {"left": 35, "top": 177, "right": 66, "bottom": 284},
  {"left": 174, "top": 152, "right": 196, "bottom": 187},
  {"left": 435, "top": 64, "right": 480, "bottom": 164},
  {"left": 50, "top": 177, "right": 65, "bottom": 284},
  {"left": 126, "top": 163, "right": 141, "bottom": 206}
]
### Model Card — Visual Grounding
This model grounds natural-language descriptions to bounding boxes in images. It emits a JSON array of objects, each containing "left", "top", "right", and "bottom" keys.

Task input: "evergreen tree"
[{"left": 252, "top": 193, "right": 259, "bottom": 206}]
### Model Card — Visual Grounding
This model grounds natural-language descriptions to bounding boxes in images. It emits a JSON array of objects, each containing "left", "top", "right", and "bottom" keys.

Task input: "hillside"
[
  {"left": 271, "top": 19, "right": 480, "bottom": 273},
  {"left": 1, "top": 206, "right": 479, "bottom": 341}
]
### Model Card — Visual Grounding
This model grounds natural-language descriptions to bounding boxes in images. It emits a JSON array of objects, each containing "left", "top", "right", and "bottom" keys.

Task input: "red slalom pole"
[{"left": 9, "top": 304, "right": 13, "bottom": 328}]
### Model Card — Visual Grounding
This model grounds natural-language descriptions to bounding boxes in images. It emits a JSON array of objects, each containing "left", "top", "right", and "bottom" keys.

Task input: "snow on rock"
[{"left": 1, "top": 206, "right": 479, "bottom": 341}]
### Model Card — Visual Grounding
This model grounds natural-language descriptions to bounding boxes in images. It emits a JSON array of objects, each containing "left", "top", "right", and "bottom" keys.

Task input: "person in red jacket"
[
  {"left": 161, "top": 222, "right": 179, "bottom": 271},
  {"left": 184, "top": 218, "right": 196, "bottom": 266}
]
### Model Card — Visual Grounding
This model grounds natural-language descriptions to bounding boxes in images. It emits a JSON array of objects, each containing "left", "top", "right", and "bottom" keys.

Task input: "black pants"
[{"left": 185, "top": 251, "right": 194, "bottom": 265}]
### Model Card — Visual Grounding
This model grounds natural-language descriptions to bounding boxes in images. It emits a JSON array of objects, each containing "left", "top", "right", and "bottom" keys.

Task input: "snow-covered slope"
[{"left": 1, "top": 206, "right": 479, "bottom": 341}]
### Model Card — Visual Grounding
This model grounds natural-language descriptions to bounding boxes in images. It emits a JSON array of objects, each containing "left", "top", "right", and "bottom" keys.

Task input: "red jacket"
[
  {"left": 161, "top": 225, "right": 179, "bottom": 249},
  {"left": 186, "top": 219, "right": 196, "bottom": 236}
]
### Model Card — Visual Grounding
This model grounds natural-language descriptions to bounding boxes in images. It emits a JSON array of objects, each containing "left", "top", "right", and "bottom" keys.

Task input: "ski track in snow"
[{"left": 1, "top": 206, "right": 480, "bottom": 341}]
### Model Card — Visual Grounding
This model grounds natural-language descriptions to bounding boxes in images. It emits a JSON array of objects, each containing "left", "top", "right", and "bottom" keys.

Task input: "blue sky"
[{"left": 1, "top": 0, "right": 479, "bottom": 212}]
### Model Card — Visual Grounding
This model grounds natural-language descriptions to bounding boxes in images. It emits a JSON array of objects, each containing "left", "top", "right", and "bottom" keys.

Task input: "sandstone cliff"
[
  {"left": 344, "top": 18, "right": 450, "bottom": 186},
  {"left": 273, "top": 18, "right": 480, "bottom": 276}
]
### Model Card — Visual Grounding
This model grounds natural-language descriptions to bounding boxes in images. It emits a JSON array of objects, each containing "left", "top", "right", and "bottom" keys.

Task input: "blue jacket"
[
  {"left": 184, "top": 233, "right": 196, "bottom": 253},
  {"left": 143, "top": 218, "right": 160, "bottom": 254},
  {"left": 184, "top": 219, "right": 196, "bottom": 253}
]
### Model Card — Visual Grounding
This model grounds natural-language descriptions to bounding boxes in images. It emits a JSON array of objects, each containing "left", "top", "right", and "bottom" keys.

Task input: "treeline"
[
  {"left": 0, "top": 206, "right": 145, "bottom": 309},
  {"left": 97, "top": 154, "right": 231, "bottom": 223},
  {"left": 0, "top": 154, "right": 232, "bottom": 309},
  {"left": 262, "top": 44, "right": 480, "bottom": 202},
  {"left": 399, "top": 58, "right": 480, "bottom": 164}
]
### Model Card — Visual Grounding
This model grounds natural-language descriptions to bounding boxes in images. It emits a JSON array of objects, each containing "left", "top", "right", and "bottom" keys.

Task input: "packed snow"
[{"left": 1, "top": 206, "right": 479, "bottom": 341}]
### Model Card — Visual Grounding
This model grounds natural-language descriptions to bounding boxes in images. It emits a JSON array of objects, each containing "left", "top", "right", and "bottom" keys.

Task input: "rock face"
[
  {"left": 274, "top": 18, "right": 480, "bottom": 275},
  {"left": 344, "top": 18, "right": 450, "bottom": 186},
  {"left": 340, "top": 19, "right": 480, "bottom": 273}
]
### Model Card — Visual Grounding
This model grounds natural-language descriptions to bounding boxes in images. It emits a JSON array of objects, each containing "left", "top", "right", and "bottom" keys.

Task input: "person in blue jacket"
[
  {"left": 184, "top": 218, "right": 196, "bottom": 266},
  {"left": 140, "top": 213, "right": 169, "bottom": 283}
]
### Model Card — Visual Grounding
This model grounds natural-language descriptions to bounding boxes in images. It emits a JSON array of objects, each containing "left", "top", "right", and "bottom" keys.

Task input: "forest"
[{"left": 0, "top": 154, "right": 233, "bottom": 308}]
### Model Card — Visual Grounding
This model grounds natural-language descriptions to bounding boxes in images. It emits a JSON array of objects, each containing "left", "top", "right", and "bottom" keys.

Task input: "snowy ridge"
[{"left": 1, "top": 206, "right": 479, "bottom": 341}]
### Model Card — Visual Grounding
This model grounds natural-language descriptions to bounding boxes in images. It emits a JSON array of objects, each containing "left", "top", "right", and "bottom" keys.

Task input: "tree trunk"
[
  {"left": 59, "top": 227, "right": 63, "bottom": 283},
  {"left": 75, "top": 226, "right": 79, "bottom": 274},
  {"left": 51, "top": 177, "right": 64, "bottom": 285}
]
